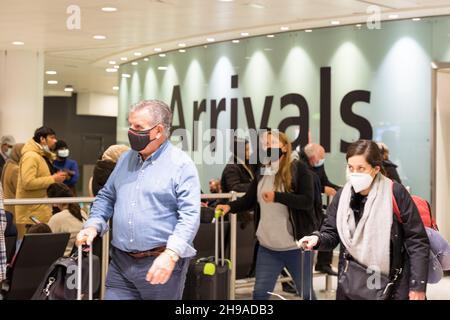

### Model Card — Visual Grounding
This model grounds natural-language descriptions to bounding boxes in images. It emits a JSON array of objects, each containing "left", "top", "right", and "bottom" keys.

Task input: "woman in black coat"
[{"left": 299, "top": 140, "right": 429, "bottom": 300}]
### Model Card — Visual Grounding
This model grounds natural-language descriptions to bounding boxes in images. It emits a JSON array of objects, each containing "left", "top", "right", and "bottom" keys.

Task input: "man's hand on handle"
[{"left": 75, "top": 227, "right": 98, "bottom": 247}]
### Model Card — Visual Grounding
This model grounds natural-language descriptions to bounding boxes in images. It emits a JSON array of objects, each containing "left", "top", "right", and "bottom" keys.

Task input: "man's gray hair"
[
  {"left": 1, "top": 135, "right": 15, "bottom": 145},
  {"left": 130, "top": 100, "right": 173, "bottom": 137},
  {"left": 304, "top": 143, "right": 319, "bottom": 158}
]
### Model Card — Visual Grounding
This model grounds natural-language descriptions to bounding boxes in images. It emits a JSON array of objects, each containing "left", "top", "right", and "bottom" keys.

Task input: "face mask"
[
  {"left": 58, "top": 149, "right": 70, "bottom": 158},
  {"left": 5, "top": 148, "right": 12, "bottom": 158},
  {"left": 264, "top": 147, "right": 285, "bottom": 163},
  {"left": 314, "top": 158, "right": 325, "bottom": 168},
  {"left": 128, "top": 124, "right": 159, "bottom": 152},
  {"left": 348, "top": 172, "right": 374, "bottom": 193}
]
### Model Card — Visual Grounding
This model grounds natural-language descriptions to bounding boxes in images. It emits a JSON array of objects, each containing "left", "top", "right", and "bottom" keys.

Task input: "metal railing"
[{"left": 5, "top": 192, "right": 333, "bottom": 300}]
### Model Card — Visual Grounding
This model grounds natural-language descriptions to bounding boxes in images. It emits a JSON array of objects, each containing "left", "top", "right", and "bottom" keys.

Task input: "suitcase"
[{"left": 184, "top": 210, "right": 231, "bottom": 300}]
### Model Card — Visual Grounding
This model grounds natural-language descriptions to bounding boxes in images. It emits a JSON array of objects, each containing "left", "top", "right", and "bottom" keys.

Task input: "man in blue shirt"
[
  {"left": 53, "top": 140, "right": 79, "bottom": 194},
  {"left": 76, "top": 100, "right": 201, "bottom": 300}
]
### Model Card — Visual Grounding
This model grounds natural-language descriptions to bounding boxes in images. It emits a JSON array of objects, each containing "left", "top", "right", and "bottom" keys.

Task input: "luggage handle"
[
  {"left": 214, "top": 209, "right": 225, "bottom": 267},
  {"left": 77, "top": 245, "right": 93, "bottom": 300}
]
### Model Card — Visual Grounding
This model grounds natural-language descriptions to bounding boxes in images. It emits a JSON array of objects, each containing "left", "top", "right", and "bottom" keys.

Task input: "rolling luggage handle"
[
  {"left": 214, "top": 209, "right": 225, "bottom": 267},
  {"left": 77, "top": 245, "right": 93, "bottom": 300}
]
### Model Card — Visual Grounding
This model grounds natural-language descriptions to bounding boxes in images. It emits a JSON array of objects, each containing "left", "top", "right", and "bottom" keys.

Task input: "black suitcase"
[{"left": 184, "top": 211, "right": 231, "bottom": 300}]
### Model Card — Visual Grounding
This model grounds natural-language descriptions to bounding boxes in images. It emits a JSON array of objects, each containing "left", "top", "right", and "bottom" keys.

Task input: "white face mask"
[
  {"left": 348, "top": 172, "right": 374, "bottom": 193},
  {"left": 58, "top": 149, "right": 70, "bottom": 158},
  {"left": 314, "top": 158, "right": 325, "bottom": 168},
  {"left": 5, "top": 148, "right": 12, "bottom": 158}
]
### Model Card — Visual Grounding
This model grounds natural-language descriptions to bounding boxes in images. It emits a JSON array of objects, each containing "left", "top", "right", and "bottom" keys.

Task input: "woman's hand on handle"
[
  {"left": 215, "top": 204, "right": 231, "bottom": 216},
  {"left": 297, "top": 235, "right": 319, "bottom": 251}
]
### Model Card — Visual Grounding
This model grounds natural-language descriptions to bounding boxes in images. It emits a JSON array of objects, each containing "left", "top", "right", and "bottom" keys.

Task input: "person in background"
[
  {"left": 1, "top": 143, "right": 24, "bottom": 216},
  {"left": 205, "top": 178, "right": 221, "bottom": 208},
  {"left": 15, "top": 127, "right": 67, "bottom": 238},
  {"left": 377, "top": 142, "right": 402, "bottom": 184},
  {"left": 216, "top": 130, "right": 317, "bottom": 300},
  {"left": 27, "top": 223, "right": 52, "bottom": 234},
  {"left": 0, "top": 135, "right": 15, "bottom": 176},
  {"left": 300, "top": 143, "right": 338, "bottom": 276},
  {"left": 53, "top": 140, "right": 79, "bottom": 194},
  {"left": 90, "top": 144, "right": 130, "bottom": 197},
  {"left": 77, "top": 100, "right": 200, "bottom": 300},
  {"left": 299, "top": 140, "right": 429, "bottom": 300}
]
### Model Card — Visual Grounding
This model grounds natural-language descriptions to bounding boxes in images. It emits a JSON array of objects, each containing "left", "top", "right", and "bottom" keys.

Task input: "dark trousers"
[{"left": 316, "top": 250, "right": 333, "bottom": 267}]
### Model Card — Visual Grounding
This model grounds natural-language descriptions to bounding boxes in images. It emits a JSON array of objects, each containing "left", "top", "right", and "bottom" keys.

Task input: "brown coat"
[
  {"left": 1, "top": 143, "right": 24, "bottom": 215},
  {"left": 15, "top": 139, "right": 56, "bottom": 225}
]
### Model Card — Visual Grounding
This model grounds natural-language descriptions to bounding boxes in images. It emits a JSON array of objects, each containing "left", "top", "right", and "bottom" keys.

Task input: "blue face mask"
[{"left": 314, "top": 158, "right": 325, "bottom": 168}]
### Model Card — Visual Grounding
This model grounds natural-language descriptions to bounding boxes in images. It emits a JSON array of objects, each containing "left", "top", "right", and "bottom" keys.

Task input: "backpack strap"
[{"left": 391, "top": 181, "right": 403, "bottom": 224}]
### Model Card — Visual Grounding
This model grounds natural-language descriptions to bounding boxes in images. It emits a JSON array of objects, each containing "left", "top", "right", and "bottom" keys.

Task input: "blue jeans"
[
  {"left": 253, "top": 245, "right": 315, "bottom": 300},
  {"left": 104, "top": 247, "right": 190, "bottom": 300}
]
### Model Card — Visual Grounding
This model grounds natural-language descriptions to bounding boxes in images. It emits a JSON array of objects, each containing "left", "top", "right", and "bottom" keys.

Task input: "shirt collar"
[{"left": 138, "top": 139, "right": 170, "bottom": 163}]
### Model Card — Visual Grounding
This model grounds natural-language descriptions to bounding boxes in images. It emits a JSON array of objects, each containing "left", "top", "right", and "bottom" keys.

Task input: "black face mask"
[
  {"left": 263, "top": 147, "right": 285, "bottom": 164},
  {"left": 128, "top": 125, "right": 158, "bottom": 152}
]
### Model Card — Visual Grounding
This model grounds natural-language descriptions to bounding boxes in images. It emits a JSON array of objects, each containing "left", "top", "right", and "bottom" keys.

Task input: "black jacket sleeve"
[
  {"left": 386, "top": 167, "right": 402, "bottom": 184},
  {"left": 273, "top": 161, "right": 314, "bottom": 211},
  {"left": 228, "top": 178, "right": 257, "bottom": 213},
  {"left": 394, "top": 182, "right": 429, "bottom": 292},
  {"left": 221, "top": 165, "right": 251, "bottom": 193},
  {"left": 313, "top": 188, "right": 342, "bottom": 251}
]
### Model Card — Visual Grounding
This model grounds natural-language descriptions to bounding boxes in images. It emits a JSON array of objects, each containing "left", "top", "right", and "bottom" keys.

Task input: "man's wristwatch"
[{"left": 164, "top": 249, "right": 180, "bottom": 263}]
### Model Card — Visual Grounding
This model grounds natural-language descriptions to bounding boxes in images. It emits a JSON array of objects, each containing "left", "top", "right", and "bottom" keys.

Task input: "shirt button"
[
  {"left": 128, "top": 221, "right": 132, "bottom": 224},
  {"left": 130, "top": 239, "right": 134, "bottom": 243}
]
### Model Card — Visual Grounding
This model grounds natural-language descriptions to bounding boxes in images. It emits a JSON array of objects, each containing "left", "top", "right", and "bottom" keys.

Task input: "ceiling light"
[
  {"left": 389, "top": 14, "right": 399, "bottom": 19},
  {"left": 112, "top": 86, "right": 119, "bottom": 91},
  {"left": 305, "top": 29, "right": 313, "bottom": 33},
  {"left": 330, "top": 21, "right": 340, "bottom": 25},
  {"left": 207, "top": 38, "right": 215, "bottom": 42},
  {"left": 109, "top": 60, "right": 116, "bottom": 65},
  {"left": 158, "top": 66, "right": 168, "bottom": 70},
  {"left": 106, "top": 68, "right": 117, "bottom": 72},
  {"left": 219, "top": 0, "right": 234, "bottom": 2},
  {"left": 12, "top": 41, "right": 24, "bottom": 46},
  {"left": 122, "top": 74, "right": 131, "bottom": 78},
  {"left": 356, "top": 24, "right": 362, "bottom": 28},
  {"left": 64, "top": 85, "right": 74, "bottom": 92},
  {"left": 179, "top": 49, "right": 186, "bottom": 53},
  {"left": 101, "top": 7, "right": 117, "bottom": 12},
  {"left": 241, "top": 32, "right": 249, "bottom": 36},
  {"left": 159, "top": 53, "right": 166, "bottom": 57},
  {"left": 46, "top": 71, "right": 57, "bottom": 75},
  {"left": 134, "top": 52, "right": 142, "bottom": 56},
  {"left": 412, "top": 18, "right": 421, "bottom": 21},
  {"left": 131, "top": 62, "right": 138, "bottom": 66},
  {"left": 114, "top": 65, "right": 120, "bottom": 69},
  {"left": 232, "top": 39, "right": 240, "bottom": 43},
  {"left": 267, "top": 34, "right": 275, "bottom": 38},
  {"left": 48, "top": 80, "right": 58, "bottom": 85},
  {"left": 178, "top": 43, "right": 186, "bottom": 47},
  {"left": 154, "top": 48, "right": 162, "bottom": 52},
  {"left": 280, "top": 26, "right": 289, "bottom": 31},
  {"left": 144, "top": 58, "right": 149, "bottom": 61},
  {"left": 120, "top": 57, "right": 128, "bottom": 61},
  {"left": 249, "top": 3, "right": 264, "bottom": 9},
  {"left": 93, "top": 35, "right": 106, "bottom": 40}
]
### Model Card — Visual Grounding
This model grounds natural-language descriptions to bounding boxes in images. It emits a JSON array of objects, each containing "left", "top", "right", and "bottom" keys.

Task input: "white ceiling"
[{"left": 2, "top": 0, "right": 450, "bottom": 96}]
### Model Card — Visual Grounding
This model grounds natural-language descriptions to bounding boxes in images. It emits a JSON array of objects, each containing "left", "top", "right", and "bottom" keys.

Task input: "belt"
[{"left": 126, "top": 246, "right": 166, "bottom": 259}]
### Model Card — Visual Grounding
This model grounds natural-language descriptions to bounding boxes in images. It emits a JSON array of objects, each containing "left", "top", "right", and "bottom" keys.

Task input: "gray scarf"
[{"left": 336, "top": 174, "right": 393, "bottom": 275}]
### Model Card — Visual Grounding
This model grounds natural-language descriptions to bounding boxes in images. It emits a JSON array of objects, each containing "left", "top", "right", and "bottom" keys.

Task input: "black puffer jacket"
[
  {"left": 91, "top": 160, "right": 116, "bottom": 196},
  {"left": 221, "top": 158, "right": 256, "bottom": 193},
  {"left": 313, "top": 181, "right": 429, "bottom": 299},
  {"left": 229, "top": 160, "right": 317, "bottom": 241}
]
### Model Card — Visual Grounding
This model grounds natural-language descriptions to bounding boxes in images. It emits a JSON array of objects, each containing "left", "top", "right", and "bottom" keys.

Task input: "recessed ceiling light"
[
  {"left": 232, "top": 39, "right": 240, "bottom": 43},
  {"left": 120, "top": 57, "right": 128, "bottom": 61},
  {"left": 178, "top": 43, "right": 186, "bottom": 47},
  {"left": 134, "top": 52, "right": 142, "bottom": 56},
  {"left": 106, "top": 68, "right": 118, "bottom": 72},
  {"left": 101, "top": 7, "right": 117, "bottom": 12},
  {"left": 267, "top": 34, "right": 275, "bottom": 38},
  {"left": 389, "top": 14, "right": 399, "bottom": 19},
  {"left": 144, "top": 58, "right": 149, "bottom": 61},
  {"left": 356, "top": 24, "right": 362, "bottom": 28},
  {"left": 131, "top": 62, "right": 138, "bottom": 66},
  {"left": 109, "top": 60, "right": 116, "bottom": 65},
  {"left": 219, "top": 0, "right": 234, "bottom": 2},
  {"left": 46, "top": 71, "right": 57, "bottom": 75},
  {"left": 47, "top": 80, "right": 58, "bottom": 85},
  {"left": 114, "top": 65, "right": 120, "bottom": 69},
  {"left": 12, "top": 41, "right": 24, "bottom": 46},
  {"left": 64, "top": 85, "right": 74, "bottom": 92},
  {"left": 154, "top": 48, "right": 162, "bottom": 52},
  {"left": 280, "top": 26, "right": 289, "bottom": 31},
  {"left": 158, "top": 66, "right": 168, "bottom": 70},
  {"left": 331, "top": 21, "right": 340, "bottom": 25},
  {"left": 207, "top": 38, "right": 215, "bottom": 42},
  {"left": 241, "top": 32, "right": 249, "bottom": 36},
  {"left": 122, "top": 74, "right": 131, "bottom": 78},
  {"left": 112, "top": 86, "right": 119, "bottom": 91},
  {"left": 179, "top": 49, "right": 186, "bottom": 53},
  {"left": 412, "top": 17, "right": 421, "bottom": 21},
  {"left": 159, "top": 53, "right": 166, "bottom": 57},
  {"left": 305, "top": 29, "right": 313, "bottom": 33},
  {"left": 93, "top": 35, "right": 106, "bottom": 40},
  {"left": 249, "top": 3, "right": 264, "bottom": 9}
]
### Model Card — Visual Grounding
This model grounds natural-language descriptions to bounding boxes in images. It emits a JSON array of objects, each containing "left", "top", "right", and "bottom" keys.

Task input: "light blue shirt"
[{"left": 84, "top": 140, "right": 201, "bottom": 258}]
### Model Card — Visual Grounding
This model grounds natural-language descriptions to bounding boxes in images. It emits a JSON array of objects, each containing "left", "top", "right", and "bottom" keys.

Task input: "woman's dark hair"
[
  {"left": 27, "top": 223, "right": 52, "bottom": 234},
  {"left": 33, "top": 126, "right": 56, "bottom": 143},
  {"left": 47, "top": 183, "right": 84, "bottom": 222},
  {"left": 346, "top": 140, "right": 386, "bottom": 175}
]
